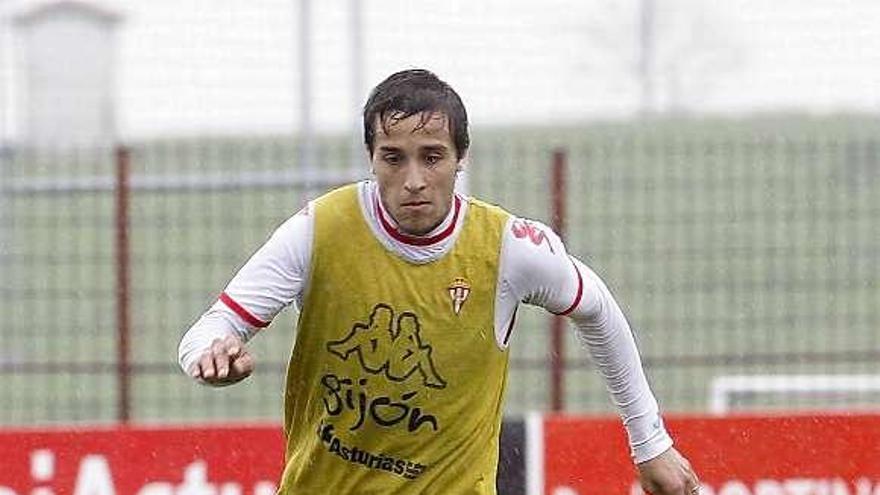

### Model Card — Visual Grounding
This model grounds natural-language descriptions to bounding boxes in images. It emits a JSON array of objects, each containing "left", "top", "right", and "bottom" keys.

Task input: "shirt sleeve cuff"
[{"left": 630, "top": 429, "right": 674, "bottom": 464}]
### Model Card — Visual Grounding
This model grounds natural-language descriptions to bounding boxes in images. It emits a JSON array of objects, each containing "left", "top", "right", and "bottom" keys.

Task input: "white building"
[{"left": 12, "top": 0, "right": 120, "bottom": 147}]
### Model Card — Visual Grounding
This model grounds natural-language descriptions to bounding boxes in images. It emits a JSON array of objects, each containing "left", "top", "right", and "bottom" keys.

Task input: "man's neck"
[{"left": 372, "top": 184, "right": 459, "bottom": 245}]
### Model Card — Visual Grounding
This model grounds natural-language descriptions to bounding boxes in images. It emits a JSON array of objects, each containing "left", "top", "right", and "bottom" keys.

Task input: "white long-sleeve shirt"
[{"left": 178, "top": 180, "right": 672, "bottom": 463}]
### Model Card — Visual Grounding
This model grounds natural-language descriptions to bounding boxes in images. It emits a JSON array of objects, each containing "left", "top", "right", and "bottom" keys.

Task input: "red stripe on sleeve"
[
  {"left": 556, "top": 259, "right": 584, "bottom": 316},
  {"left": 219, "top": 292, "right": 270, "bottom": 328}
]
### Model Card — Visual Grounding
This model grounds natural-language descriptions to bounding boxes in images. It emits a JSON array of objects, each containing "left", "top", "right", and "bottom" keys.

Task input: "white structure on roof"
[{"left": 12, "top": 0, "right": 121, "bottom": 147}]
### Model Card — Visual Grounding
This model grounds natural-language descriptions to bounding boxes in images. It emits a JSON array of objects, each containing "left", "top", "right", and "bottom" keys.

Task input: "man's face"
[{"left": 370, "top": 111, "right": 460, "bottom": 236}]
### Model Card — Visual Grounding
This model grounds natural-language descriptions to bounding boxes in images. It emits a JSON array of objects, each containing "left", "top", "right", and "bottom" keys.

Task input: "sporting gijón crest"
[{"left": 448, "top": 277, "right": 471, "bottom": 315}]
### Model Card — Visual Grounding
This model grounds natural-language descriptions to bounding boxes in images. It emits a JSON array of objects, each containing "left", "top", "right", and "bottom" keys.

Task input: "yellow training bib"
[{"left": 277, "top": 184, "right": 511, "bottom": 494}]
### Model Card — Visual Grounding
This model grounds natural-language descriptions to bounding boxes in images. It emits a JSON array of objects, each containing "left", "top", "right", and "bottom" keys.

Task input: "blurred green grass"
[{"left": 1, "top": 114, "right": 878, "bottom": 424}]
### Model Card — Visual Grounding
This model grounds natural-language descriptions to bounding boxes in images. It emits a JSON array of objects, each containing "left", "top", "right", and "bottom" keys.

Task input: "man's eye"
[
  {"left": 425, "top": 155, "right": 442, "bottom": 165},
  {"left": 384, "top": 154, "right": 402, "bottom": 165}
]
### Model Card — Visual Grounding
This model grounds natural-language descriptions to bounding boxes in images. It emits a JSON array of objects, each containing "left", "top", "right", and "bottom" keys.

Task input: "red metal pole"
[
  {"left": 115, "top": 146, "right": 132, "bottom": 423},
  {"left": 550, "top": 149, "right": 566, "bottom": 412}
]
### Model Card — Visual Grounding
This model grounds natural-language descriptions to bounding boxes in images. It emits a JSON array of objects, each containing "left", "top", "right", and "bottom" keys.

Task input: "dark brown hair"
[{"left": 363, "top": 69, "right": 469, "bottom": 160}]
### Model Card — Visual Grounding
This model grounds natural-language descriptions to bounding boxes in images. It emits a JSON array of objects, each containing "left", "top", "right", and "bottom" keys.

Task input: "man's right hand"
[{"left": 189, "top": 335, "right": 254, "bottom": 386}]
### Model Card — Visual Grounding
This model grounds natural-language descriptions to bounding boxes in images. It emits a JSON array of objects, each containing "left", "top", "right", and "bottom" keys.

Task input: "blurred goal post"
[{"left": 709, "top": 374, "right": 880, "bottom": 414}]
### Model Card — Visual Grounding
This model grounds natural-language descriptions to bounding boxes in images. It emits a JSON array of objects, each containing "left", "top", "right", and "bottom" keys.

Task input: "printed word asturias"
[{"left": 318, "top": 422, "right": 427, "bottom": 480}]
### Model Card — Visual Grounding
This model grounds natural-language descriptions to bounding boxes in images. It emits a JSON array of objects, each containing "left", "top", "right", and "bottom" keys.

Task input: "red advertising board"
[
  {"left": 3, "top": 414, "right": 879, "bottom": 494},
  {"left": 0, "top": 424, "right": 284, "bottom": 495},
  {"left": 544, "top": 414, "right": 880, "bottom": 495}
]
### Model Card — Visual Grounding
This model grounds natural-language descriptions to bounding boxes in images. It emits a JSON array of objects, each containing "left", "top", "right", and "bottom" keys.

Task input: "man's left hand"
[{"left": 636, "top": 447, "right": 701, "bottom": 495}]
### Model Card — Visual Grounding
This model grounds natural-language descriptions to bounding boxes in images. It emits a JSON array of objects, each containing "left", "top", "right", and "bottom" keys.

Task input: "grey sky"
[{"left": 3, "top": 0, "right": 880, "bottom": 139}]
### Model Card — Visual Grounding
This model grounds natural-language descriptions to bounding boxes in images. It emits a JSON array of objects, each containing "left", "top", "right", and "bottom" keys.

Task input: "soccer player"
[{"left": 178, "top": 69, "right": 701, "bottom": 494}]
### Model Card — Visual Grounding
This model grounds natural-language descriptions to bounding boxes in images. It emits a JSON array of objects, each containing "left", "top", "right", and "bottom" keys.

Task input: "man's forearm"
[{"left": 569, "top": 260, "right": 673, "bottom": 463}]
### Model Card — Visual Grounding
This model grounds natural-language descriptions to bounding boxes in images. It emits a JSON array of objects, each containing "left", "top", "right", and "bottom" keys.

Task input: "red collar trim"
[{"left": 375, "top": 195, "right": 461, "bottom": 246}]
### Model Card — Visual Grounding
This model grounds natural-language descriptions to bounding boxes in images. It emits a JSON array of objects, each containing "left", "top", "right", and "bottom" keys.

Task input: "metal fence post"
[
  {"left": 550, "top": 149, "right": 567, "bottom": 412},
  {"left": 115, "top": 145, "right": 131, "bottom": 423}
]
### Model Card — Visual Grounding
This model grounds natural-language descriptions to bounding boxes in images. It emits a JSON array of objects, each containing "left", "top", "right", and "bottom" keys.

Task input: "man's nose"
[{"left": 403, "top": 162, "right": 427, "bottom": 192}]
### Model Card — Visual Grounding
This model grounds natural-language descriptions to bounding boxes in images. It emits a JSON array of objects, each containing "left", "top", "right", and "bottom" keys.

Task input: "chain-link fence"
[{"left": 2, "top": 116, "right": 878, "bottom": 425}]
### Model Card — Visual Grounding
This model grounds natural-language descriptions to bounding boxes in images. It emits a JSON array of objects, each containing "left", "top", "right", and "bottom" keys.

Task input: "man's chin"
[
  {"left": 395, "top": 216, "right": 436, "bottom": 236},
  {"left": 398, "top": 223, "right": 431, "bottom": 236}
]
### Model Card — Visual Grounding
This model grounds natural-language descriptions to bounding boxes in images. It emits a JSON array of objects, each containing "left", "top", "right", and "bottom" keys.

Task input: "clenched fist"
[{"left": 189, "top": 335, "right": 254, "bottom": 386}]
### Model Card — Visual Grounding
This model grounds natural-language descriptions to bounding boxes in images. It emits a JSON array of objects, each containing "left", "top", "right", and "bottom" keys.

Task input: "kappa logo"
[
  {"left": 511, "top": 219, "right": 555, "bottom": 253},
  {"left": 327, "top": 304, "right": 447, "bottom": 389},
  {"left": 448, "top": 277, "right": 471, "bottom": 315}
]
